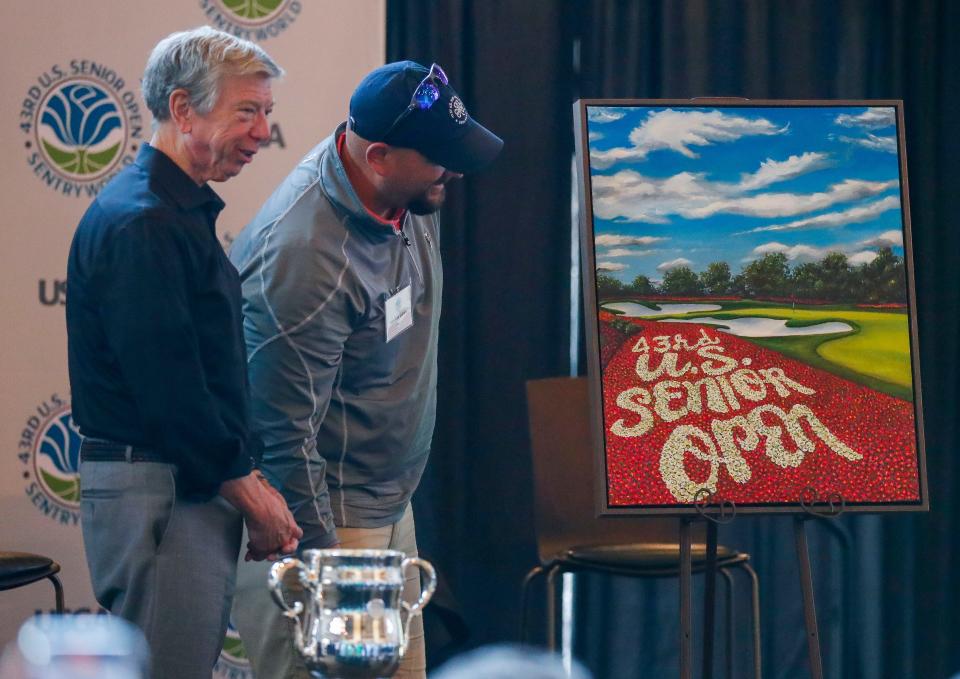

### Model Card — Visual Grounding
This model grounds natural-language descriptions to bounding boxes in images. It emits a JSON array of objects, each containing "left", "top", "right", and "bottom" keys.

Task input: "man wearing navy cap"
[{"left": 229, "top": 61, "right": 502, "bottom": 678}]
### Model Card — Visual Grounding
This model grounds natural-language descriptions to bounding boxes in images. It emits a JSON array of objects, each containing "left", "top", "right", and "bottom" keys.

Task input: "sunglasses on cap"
[{"left": 381, "top": 63, "right": 449, "bottom": 140}]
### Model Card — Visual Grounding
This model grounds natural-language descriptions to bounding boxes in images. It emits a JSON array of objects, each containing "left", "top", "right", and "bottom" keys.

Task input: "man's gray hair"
[{"left": 142, "top": 26, "right": 283, "bottom": 123}]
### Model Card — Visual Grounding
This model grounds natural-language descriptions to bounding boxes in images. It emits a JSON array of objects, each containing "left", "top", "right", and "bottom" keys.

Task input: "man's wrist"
[{"left": 219, "top": 472, "right": 263, "bottom": 516}]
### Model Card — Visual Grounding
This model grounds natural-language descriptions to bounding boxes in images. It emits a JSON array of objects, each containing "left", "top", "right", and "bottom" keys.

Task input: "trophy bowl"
[{"left": 269, "top": 548, "right": 437, "bottom": 678}]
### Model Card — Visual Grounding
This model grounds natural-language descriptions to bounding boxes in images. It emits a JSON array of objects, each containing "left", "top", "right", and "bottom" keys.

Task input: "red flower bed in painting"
[
  {"left": 600, "top": 320, "right": 921, "bottom": 507},
  {"left": 599, "top": 322, "right": 627, "bottom": 368},
  {"left": 598, "top": 315, "right": 648, "bottom": 369}
]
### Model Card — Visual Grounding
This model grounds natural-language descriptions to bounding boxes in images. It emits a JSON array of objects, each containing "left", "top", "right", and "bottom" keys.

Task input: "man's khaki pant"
[{"left": 232, "top": 504, "right": 425, "bottom": 679}]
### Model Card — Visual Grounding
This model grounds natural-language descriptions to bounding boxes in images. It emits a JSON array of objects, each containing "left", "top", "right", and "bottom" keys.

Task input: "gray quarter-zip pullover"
[{"left": 229, "top": 123, "right": 442, "bottom": 548}]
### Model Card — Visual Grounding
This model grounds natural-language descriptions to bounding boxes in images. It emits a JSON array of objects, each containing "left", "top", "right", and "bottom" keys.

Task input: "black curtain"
[
  {"left": 386, "top": 0, "right": 575, "bottom": 665},
  {"left": 387, "top": 1, "right": 960, "bottom": 677}
]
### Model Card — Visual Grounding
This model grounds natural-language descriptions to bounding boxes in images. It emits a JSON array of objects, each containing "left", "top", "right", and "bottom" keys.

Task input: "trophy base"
[{"left": 307, "top": 657, "right": 400, "bottom": 679}]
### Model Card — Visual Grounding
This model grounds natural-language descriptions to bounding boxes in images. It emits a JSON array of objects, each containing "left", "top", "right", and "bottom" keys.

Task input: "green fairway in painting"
[
  {"left": 700, "top": 306, "right": 913, "bottom": 390},
  {"left": 748, "top": 331, "right": 913, "bottom": 401},
  {"left": 664, "top": 303, "right": 914, "bottom": 401}
]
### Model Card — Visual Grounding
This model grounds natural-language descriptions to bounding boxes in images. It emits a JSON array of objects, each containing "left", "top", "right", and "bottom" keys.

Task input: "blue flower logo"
[
  {"left": 38, "top": 81, "right": 124, "bottom": 178},
  {"left": 35, "top": 410, "right": 82, "bottom": 506}
]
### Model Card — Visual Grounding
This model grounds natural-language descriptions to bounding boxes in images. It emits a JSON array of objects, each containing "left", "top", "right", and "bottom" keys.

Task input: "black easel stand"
[
  {"left": 679, "top": 515, "right": 693, "bottom": 679},
  {"left": 679, "top": 493, "right": 739, "bottom": 679},
  {"left": 794, "top": 488, "right": 846, "bottom": 679}
]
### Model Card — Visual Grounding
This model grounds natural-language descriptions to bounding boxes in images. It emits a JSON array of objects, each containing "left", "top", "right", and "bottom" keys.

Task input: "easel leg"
[
  {"left": 794, "top": 516, "right": 823, "bottom": 679},
  {"left": 680, "top": 518, "right": 693, "bottom": 679},
  {"left": 743, "top": 562, "right": 762, "bottom": 679},
  {"left": 520, "top": 565, "right": 545, "bottom": 643},
  {"left": 702, "top": 520, "right": 718, "bottom": 679},
  {"left": 546, "top": 565, "right": 559, "bottom": 652},
  {"left": 720, "top": 568, "right": 734, "bottom": 679}
]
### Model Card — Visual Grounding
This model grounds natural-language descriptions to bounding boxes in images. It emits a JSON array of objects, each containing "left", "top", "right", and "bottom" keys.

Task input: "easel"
[
  {"left": 678, "top": 492, "right": 760, "bottom": 679},
  {"left": 678, "top": 488, "right": 845, "bottom": 679},
  {"left": 794, "top": 488, "right": 846, "bottom": 679}
]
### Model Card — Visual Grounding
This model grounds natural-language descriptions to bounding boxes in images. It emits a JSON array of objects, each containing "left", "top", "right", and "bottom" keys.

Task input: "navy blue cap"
[{"left": 348, "top": 60, "right": 503, "bottom": 173}]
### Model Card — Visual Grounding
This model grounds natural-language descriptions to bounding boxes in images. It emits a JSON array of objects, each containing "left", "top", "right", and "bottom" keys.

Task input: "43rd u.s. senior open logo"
[
  {"left": 19, "top": 61, "right": 144, "bottom": 198},
  {"left": 18, "top": 394, "right": 82, "bottom": 526},
  {"left": 200, "top": 0, "right": 302, "bottom": 41}
]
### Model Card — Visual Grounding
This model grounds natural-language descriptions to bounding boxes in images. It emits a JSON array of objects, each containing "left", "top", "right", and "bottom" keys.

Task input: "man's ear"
[
  {"left": 365, "top": 142, "right": 392, "bottom": 177},
  {"left": 168, "top": 89, "right": 193, "bottom": 133}
]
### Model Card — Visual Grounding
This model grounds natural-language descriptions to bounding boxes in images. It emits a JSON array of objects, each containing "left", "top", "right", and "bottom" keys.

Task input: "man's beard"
[{"left": 406, "top": 182, "right": 447, "bottom": 215}]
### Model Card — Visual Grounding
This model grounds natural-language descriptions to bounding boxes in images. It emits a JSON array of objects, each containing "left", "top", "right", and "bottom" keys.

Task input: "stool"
[
  {"left": 522, "top": 543, "right": 761, "bottom": 679},
  {"left": 0, "top": 551, "right": 64, "bottom": 613},
  {"left": 523, "top": 377, "right": 761, "bottom": 678}
]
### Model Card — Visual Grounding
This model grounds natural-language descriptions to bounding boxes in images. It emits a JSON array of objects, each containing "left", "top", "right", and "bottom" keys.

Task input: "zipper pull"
[{"left": 399, "top": 229, "right": 411, "bottom": 246}]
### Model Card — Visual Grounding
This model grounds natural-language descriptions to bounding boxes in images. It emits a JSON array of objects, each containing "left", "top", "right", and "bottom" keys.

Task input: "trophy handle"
[
  {"left": 269, "top": 557, "right": 322, "bottom": 660},
  {"left": 268, "top": 557, "right": 309, "bottom": 618},
  {"left": 398, "top": 557, "right": 438, "bottom": 654}
]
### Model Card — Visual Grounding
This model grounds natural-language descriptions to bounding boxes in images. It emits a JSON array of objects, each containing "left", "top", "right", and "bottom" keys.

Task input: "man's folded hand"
[{"left": 220, "top": 471, "right": 303, "bottom": 561}]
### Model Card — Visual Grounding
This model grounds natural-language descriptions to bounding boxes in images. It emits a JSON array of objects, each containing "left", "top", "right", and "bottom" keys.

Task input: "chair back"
[{"left": 525, "top": 376, "right": 700, "bottom": 562}]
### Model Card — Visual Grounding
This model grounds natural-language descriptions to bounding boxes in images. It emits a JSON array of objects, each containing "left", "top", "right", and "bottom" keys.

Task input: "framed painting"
[{"left": 574, "top": 99, "right": 928, "bottom": 515}]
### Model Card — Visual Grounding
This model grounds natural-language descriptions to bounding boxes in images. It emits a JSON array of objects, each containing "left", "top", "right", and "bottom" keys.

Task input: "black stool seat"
[
  {"left": 0, "top": 551, "right": 64, "bottom": 612},
  {"left": 562, "top": 542, "right": 746, "bottom": 573}
]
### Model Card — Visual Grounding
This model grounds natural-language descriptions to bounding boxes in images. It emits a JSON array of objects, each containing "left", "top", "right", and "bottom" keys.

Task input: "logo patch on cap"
[{"left": 449, "top": 96, "right": 468, "bottom": 125}]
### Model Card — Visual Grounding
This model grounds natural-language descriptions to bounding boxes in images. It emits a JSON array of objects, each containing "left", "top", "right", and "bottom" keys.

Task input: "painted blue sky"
[{"left": 586, "top": 105, "right": 904, "bottom": 284}]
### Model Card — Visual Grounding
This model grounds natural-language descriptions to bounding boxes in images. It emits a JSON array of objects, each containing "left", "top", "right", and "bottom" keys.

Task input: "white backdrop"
[{"left": 0, "top": 2, "right": 384, "bottom": 676}]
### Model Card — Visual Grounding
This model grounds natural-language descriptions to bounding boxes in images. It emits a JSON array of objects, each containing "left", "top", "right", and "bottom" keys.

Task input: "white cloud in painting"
[
  {"left": 588, "top": 108, "right": 628, "bottom": 124},
  {"left": 859, "top": 229, "right": 903, "bottom": 248},
  {"left": 753, "top": 242, "right": 791, "bottom": 254},
  {"left": 590, "top": 109, "right": 787, "bottom": 168},
  {"left": 835, "top": 108, "right": 895, "bottom": 130},
  {"left": 689, "top": 179, "right": 898, "bottom": 220},
  {"left": 594, "top": 234, "right": 668, "bottom": 246},
  {"left": 590, "top": 170, "right": 690, "bottom": 223},
  {"left": 750, "top": 242, "right": 828, "bottom": 262},
  {"left": 746, "top": 194, "right": 901, "bottom": 233},
  {"left": 657, "top": 257, "right": 693, "bottom": 272},
  {"left": 588, "top": 131, "right": 604, "bottom": 142},
  {"left": 592, "top": 161, "right": 897, "bottom": 223},
  {"left": 848, "top": 250, "right": 880, "bottom": 265},
  {"left": 596, "top": 261, "right": 628, "bottom": 272},
  {"left": 750, "top": 242, "right": 881, "bottom": 265},
  {"left": 736, "top": 152, "right": 831, "bottom": 191},
  {"left": 835, "top": 133, "right": 897, "bottom": 154},
  {"left": 603, "top": 247, "right": 656, "bottom": 258}
]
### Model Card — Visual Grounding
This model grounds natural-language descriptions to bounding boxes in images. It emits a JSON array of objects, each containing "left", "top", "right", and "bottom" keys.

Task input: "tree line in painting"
[{"left": 597, "top": 247, "right": 906, "bottom": 304}]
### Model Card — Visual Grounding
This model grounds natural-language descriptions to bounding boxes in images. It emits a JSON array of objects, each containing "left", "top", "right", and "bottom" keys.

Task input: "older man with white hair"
[{"left": 66, "top": 27, "right": 301, "bottom": 679}]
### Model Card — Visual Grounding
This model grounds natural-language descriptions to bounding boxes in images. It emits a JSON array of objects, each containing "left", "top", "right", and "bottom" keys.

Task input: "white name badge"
[{"left": 385, "top": 285, "right": 413, "bottom": 342}]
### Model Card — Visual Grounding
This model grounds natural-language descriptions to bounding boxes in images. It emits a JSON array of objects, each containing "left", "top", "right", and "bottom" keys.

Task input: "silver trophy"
[{"left": 269, "top": 549, "right": 437, "bottom": 678}]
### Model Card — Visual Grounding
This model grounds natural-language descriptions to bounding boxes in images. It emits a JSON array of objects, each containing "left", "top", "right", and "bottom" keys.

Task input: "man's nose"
[{"left": 252, "top": 112, "right": 270, "bottom": 142}]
